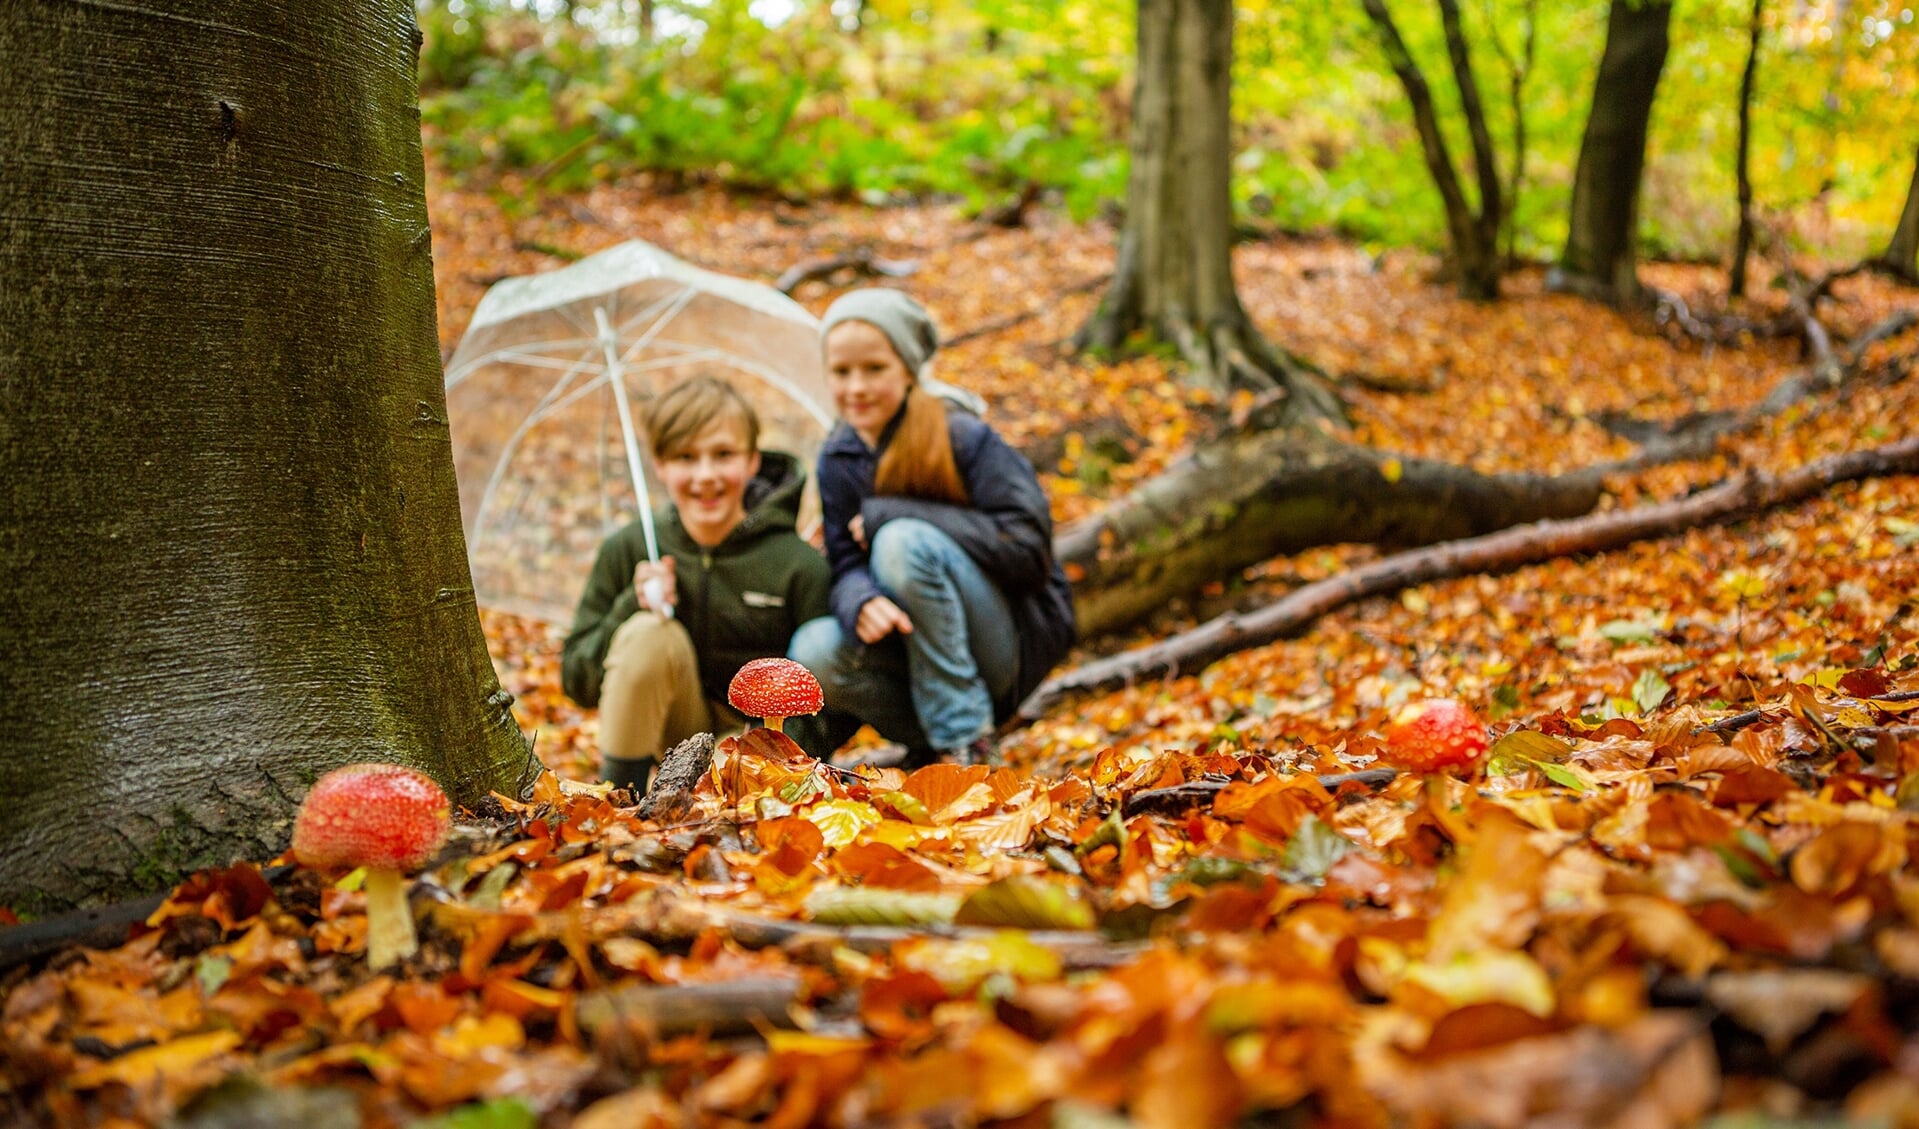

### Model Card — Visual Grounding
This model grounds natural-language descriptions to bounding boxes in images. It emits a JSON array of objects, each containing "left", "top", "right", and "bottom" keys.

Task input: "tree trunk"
[
  {"left": 1057, "top": 431, "right": 1602, "bottom": 635},
  {"left": 1552, "top": 0, "right": 1674, "bottom": 307},
  {"left": 1360, "top": 0, "right": 1505, "bottom": 301},
  {"left": 1876, "top": 147, "right": 1919, "bottom": 283},
  {"left": 0, "top": 1, "right": 536, "bottom": 912},
  {"left": 1730, "top": 0, "right": 1763, "bottom": 298},
  {"left": 1075, "top": 0, "right": 1342, "bottom": 424}
]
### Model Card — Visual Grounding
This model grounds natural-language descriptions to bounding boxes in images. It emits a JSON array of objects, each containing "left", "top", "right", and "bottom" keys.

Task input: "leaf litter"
[{"left": 4, "top": 163, "right": 1919, "bottom": 1126}]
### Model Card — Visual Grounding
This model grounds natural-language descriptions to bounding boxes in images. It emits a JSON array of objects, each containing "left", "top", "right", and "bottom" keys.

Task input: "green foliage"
[{"left": 418, "top": 0, "right": 1919, "bottom": 261}]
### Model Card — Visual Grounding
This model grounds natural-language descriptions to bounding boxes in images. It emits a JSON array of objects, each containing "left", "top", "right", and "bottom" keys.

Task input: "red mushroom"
[
  {"left": 291, "top": 763, "right": 450, "bottom": 970},
  {"left": 728, "top": 657, "right": 823, "bottom": 734}
]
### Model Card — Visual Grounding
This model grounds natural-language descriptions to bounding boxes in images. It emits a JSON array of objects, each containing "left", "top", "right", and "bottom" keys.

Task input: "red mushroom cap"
[
  {"left": 292, "top": 763, "right": 451, "bottom": 873},
  {"left": 728, "top": 657, "right": 824, "bottom": 719},
  {"left": 1381, "top": 699, "right": 1488, "bottom": 771}
]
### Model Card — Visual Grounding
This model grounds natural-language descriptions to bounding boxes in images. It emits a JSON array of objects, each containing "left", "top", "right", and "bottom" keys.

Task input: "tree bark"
[
  {"left": 0, "top": 1, "right": 536, "bottom": 912},
  {"left": 1361, "top": 0, "right": 1505, "bottom": 300},
  {"left": 1729, "top": 0, "right": 1763, "bottom": 298},
  {"left": 1552, "top": 0, "right": 1674, "bottom": 307},
  {"left": 1023, "top": 436, "right": 1919, "bottom": 721},
  {"left": 1075, "top": 0, "right": 1342, "bottom": 424},
  {"left": 1875, "top": 147, "right": 1919, "bottom": 284},
  {"left": 1057, "top": 430, "right": 1603, "bottom": 636}
]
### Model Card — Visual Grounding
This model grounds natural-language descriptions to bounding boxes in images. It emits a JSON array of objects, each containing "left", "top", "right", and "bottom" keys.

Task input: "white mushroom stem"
[{"left": 362, "top": 867, "right": 418, "bottom": 970}]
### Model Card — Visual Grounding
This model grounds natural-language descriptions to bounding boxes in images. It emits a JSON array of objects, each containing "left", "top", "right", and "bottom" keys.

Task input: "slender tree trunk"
[
  {"left": 1076, "top": 0, "right": 1343, "bottom": 423},
  {"left": 1492, "top": 0, "right": 1538, "bottom": 265},
  {"left": 639, "top": 0, "right": 656, "bottom": 41},
  {"left": 0, "top": 0, "right": 536, "bottom": 912},
  {"left": 1875, "top": 147, "right": 1919, "bottom": 283},
  {"left": 1552, "top": 0, "right": 1674, "bottom": 307},
  {"left": 1730, "top": 0, "right": 1764, "bottom": 298},
  {"left": 1360, "top": 0, "right": 1504, "bottom": 300}
]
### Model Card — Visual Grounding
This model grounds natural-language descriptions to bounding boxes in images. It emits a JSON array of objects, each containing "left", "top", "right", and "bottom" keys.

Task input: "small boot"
[{"left": 600, "top": 755, "right": 655, "bottom": 796}]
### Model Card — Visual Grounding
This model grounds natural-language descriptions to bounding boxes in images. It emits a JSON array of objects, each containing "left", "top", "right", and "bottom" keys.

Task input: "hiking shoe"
[{"left": 938, "top": 737, "right": 997, "bottom": 767}]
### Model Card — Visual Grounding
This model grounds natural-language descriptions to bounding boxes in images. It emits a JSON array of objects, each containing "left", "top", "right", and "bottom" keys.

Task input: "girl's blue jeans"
[{"left": 789, "top": 518, "right": 1019, "bottom": 751}]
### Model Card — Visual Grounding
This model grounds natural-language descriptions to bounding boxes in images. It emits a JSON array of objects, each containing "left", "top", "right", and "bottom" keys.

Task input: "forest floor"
[{"left": 5, "top": 163, "right": 1919, "bottom": 1128}]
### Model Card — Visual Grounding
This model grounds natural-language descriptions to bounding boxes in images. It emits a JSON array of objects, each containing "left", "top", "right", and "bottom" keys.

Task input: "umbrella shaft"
[{"left": 595, "top": 306, "right": 661, "bottom": 564}]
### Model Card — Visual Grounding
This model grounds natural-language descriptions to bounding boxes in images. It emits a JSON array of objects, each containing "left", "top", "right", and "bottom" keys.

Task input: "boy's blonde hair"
[{"left": 643, "top": 376, "right": 760, "bottom": 459}]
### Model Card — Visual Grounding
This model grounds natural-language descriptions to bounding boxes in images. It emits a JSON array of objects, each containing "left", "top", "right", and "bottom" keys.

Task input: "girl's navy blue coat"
[{"left": 816, "top": 406, "right": 1076, "bottom": 717}]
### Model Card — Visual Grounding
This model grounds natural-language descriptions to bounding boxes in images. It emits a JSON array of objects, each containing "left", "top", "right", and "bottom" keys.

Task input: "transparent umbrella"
[{"left": 445, "top": 240, "right": 836, "bottom": 625}]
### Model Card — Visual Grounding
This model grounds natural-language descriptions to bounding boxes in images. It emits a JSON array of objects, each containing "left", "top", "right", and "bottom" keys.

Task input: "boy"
[{"left": 561, "top": 376, "right": 840, "bottom": 789}]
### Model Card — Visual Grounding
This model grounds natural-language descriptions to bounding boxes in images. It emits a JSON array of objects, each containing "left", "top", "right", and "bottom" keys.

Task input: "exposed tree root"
[
  {"left": 1019, "top": 436, "right": 1919, "bottom": 723},
  {"left": 774, "top": 250, "right": 918, "bottom": 295}
]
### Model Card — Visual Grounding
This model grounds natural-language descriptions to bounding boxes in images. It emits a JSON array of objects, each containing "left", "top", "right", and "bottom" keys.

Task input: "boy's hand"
[
  {"left": 855, "top": 595, "right": 913, "bottom": 644},
  {"left": 634, "top": 558, "right": 677, "bottom": 614},
  {"left": 849, "top": 514, "right": 867, "bottom": 549}
]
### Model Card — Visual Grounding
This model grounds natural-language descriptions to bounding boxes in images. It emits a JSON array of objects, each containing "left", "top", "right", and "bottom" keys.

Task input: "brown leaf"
[
  {"left": 1789, "top": 820, "right": 1906, "bottom": 896},
  {"left": 1426, "top": 814, "right": 1548, "bottom": 961},
  {"left": 1704, "top": 969, "right": 1869, "bottom": 1052}
]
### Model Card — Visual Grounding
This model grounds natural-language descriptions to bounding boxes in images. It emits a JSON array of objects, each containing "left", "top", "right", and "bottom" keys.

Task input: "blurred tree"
[
  {"left": 0, "top": 0, "right": 535, "bottom": 912},
  {"left": 1074, "top": 0, "right": 1341, "bottom": 419},
  {"left": 1553, "top": 0, "right": 1674, "bottom": 306},
  {"left": 1730, "top": 0, "right": 1764, "bottom": 297},
  {"left": 1875, "top": 146, "right": 1919, "bottom": 283},
  {"left": 1359, "top": 0, "right": 1507, "bottom": 299}
]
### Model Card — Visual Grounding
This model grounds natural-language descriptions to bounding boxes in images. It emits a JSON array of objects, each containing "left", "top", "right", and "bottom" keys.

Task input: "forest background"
[{"left": 418, "top": 0, "right": 1915, "bottom": 262}]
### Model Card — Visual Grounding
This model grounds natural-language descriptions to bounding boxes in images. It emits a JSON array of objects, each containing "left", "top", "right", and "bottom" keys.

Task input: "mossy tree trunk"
[
  {"left": 0, "top": 0, "right": 536, "bottom": 912},
  {"left": 1075, "top": 0, "right": 1343, "bottom": 426},
  {"left": 1056, "top": 430, "right": 1604, "bottom": 635},
  {"left": 1552, "top": 0, "right": 1674, "bottom": 307}
]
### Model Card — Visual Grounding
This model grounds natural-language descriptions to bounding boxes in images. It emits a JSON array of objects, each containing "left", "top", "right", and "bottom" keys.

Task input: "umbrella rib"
[
  {"left": 466, "top": 351, "right": 601, "bottom": 552},
  {"left": 444, "top": 339, "right": 599, "bottom": 387}
]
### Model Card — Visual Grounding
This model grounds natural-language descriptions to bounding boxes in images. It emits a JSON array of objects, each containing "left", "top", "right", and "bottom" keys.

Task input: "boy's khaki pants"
[{"left": 598, "top": 612, "right": 743, "bottom": 787}]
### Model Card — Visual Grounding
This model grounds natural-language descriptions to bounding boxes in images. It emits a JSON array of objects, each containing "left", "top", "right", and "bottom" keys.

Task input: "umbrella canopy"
[{"left": 445, "top": 240, "right": 835, "bottom": 625}]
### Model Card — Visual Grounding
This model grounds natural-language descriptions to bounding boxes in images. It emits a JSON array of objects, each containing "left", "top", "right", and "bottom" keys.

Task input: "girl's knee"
[
  {"left": 787, "top": 616, "right": 844, "bottom": 670},
  {"left": 868, "top": 518, "right": 952, "bottom": 587}
]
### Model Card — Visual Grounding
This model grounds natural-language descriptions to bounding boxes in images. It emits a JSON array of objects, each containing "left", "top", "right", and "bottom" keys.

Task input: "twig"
[{"left": 942, "top": 272, "right": 1113, "bottom": 348}]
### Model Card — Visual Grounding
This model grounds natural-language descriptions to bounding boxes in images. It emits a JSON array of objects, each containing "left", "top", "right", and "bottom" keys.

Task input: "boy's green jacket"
[{"left": 561, "top": 451, "right": 830, "bottom": 709}]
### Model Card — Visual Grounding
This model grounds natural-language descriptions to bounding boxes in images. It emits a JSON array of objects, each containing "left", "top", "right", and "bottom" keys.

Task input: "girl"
[
  {"left": 562, "top": 376, "right": 843, "bottom": 789},
  {"left": 789, "top": 290, "right": 1075, "bottom": 764}
]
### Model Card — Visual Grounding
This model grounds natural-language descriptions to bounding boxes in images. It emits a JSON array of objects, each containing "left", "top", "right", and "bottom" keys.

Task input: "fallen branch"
[
  {"left": 577, "top": 976, "right": 803, "bottom": 1045},
  {"left": 1020, "top": 436, "right": 1919, "bottom": 721},
  {"left": 1121, "top": 767, "right": 1396, "bottom": 818},
  {"left": 774, "top": 251, "right": 918, "bottom": 295}
]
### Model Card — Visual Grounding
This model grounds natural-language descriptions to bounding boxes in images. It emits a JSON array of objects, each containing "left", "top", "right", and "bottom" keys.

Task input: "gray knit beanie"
[{"left": 820, "top": 289, "right": 940, "bottom": 375}]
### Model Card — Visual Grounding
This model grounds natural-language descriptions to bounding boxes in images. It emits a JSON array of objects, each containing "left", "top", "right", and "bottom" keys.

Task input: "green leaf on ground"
[
  {"left": 954, "top": 875, "right": 1096, "bottom": 930},
  {"left": 1633, "top": 668, "right": 1673, "bottom": 714},
  {"left": 804, "top": 887, "right": 959, "bottom": 926},
  {"left": 1281, "top": 816, "right": 1353, "bottom": 879}
]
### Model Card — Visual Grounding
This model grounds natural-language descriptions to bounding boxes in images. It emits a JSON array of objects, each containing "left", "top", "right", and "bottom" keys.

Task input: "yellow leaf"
[
  {"left": 1381, "top": 457, "right": 1403, "bottom": 483},
  {"left": 69, "top": 1030, "right": 241, "bottom": 1090},
  {"left": 804, "top": 799, "right": 881, "bottom": 848}
]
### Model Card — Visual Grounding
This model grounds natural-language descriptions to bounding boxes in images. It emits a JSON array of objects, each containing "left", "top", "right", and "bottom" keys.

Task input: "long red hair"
[{"left": 874, "top": 385, "right": 969, "bottom": 506}]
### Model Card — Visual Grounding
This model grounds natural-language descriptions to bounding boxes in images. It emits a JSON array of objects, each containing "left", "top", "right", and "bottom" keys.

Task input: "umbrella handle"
[{"left": 642, "top": 576, "right": 674, "bottom": 620}]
